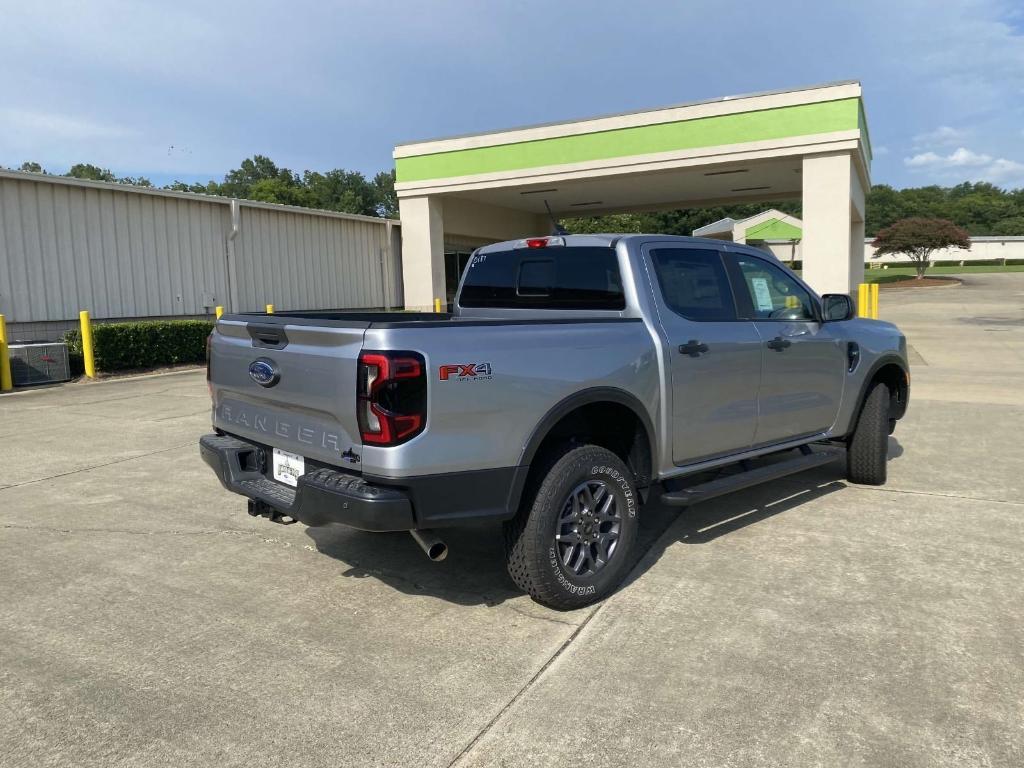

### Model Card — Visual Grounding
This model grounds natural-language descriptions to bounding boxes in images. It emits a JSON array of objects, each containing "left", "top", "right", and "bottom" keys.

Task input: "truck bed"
[{"left": 222, "top": 310, "right": 634, "bottom": 329}]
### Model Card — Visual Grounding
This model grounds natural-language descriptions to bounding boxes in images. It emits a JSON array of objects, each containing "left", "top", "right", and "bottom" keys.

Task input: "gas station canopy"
[{"left": 394, "top": 81, "right": 871, "bottom": 308}]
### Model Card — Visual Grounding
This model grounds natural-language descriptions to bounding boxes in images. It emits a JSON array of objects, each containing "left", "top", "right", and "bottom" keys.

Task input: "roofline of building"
[
  {"left": 0, "top": 168, "right": 400, "bottom": 226},
  {"left": 693, "top": 209, "right": 800, "bottom": 237},
  {"left": 691, "top": 217, "right": 738, "bottom": 236},
  {"left": 395, "top": 80, "right": 861, "bottom": 149}
]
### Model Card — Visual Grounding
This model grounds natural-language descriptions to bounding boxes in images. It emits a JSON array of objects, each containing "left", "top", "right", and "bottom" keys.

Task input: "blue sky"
[{"left": 2, "top": 0, "right": 1023, "bottom": 190}]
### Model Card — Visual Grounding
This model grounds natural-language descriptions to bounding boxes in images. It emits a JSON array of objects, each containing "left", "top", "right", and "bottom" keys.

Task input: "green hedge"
[{"left": 63, "top": 319, "right": 213, "bottom": 373}]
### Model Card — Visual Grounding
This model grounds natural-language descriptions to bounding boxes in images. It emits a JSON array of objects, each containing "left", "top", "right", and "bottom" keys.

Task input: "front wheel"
[
  {"left": 504, "top": 445, "right": 640, "bottom": 610},
  {"left": 847, "top": 382, "right": 890, "bottom": 485}
]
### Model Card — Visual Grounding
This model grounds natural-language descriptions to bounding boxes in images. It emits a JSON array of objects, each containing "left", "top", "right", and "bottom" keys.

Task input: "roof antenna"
[{"left": 544, "top": 200, "right": 569, "bottom": 236}]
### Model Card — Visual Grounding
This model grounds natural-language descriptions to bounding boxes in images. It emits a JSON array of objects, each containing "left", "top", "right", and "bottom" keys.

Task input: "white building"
[{"left": 694, "top": 209, "right": 1024, "bottom": 267}]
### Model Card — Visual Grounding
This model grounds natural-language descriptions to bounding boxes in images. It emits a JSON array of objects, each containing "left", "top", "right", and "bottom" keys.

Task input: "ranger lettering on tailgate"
[{"left": 218, "top": 401, "right": 343, "bottom": 452}]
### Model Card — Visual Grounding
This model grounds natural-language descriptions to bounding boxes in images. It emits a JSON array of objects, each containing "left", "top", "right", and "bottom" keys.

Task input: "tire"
[
  {"left": 503, "top": 445, "right": 640, "bottom": 610},
  {"left": 847, "top": 382, "right": 890, "bottom": 485}
]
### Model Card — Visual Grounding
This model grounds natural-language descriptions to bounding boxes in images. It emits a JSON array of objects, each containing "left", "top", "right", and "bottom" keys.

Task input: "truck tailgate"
[{"left": 209, "top": 318, "right": 368, "bottom": 464}]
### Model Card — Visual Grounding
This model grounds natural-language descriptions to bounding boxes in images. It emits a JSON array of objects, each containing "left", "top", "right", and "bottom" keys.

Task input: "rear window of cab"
[{"left": 459, "top": 247, "right": 625, "bottom": 310}]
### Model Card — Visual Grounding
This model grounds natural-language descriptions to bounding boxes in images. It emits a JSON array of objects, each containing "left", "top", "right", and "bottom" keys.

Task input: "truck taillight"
[{"left": 357, "top": 351, "right": 427, "bottom": 446}]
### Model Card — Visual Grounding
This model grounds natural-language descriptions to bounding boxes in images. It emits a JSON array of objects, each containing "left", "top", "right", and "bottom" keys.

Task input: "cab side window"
[
  {"left": 649, "top": 248, "right": 736, "bottom": 321},
  {"left": 729, "top": 255, "right": 816, "bottom": 321}
]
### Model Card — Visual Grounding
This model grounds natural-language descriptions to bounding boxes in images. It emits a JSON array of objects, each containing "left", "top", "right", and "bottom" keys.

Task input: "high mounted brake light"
[
  {"left": 357, "top": 351, "right": 427, "bottom": 446},
  {"left": 518, "top": 236, "right": 565, "bottom": 249}
]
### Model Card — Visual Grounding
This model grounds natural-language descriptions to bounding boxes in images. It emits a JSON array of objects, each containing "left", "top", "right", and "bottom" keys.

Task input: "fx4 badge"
[{"left": 439, "top": 363, "right": 493, "bottom": 381}]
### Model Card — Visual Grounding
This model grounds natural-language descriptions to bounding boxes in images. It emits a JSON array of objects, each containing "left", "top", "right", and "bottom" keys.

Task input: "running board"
[{"left": 660, "top": 448, "right": 843, "bottom": 508}]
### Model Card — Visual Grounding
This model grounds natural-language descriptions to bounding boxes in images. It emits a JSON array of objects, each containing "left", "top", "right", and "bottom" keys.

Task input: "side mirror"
[{"left": 821, "top": 293, "right": 855, "bottom": 322}]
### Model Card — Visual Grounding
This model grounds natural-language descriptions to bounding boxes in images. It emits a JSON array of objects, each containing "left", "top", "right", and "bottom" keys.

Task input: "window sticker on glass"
[{"left": 751, "top": 277, "right": 774, "bottom": 312}]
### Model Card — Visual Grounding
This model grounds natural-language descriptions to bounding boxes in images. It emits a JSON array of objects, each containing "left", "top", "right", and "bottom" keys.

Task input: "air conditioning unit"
[{"left": 9, "top": 341, "right": 71, "bottom": 386}]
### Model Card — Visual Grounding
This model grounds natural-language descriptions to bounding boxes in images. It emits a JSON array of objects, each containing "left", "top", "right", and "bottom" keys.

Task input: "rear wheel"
[
  {"left": 504, "top": 445, "right": 639, "bottom": 610},
  {"left": 847, "top": 382, "right": 890, "bottom": 485}
]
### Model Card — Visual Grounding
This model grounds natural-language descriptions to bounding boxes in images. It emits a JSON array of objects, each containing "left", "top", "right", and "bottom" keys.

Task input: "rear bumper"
[{"left": 200, "top": 433, "right": 415, "bottom": 531}]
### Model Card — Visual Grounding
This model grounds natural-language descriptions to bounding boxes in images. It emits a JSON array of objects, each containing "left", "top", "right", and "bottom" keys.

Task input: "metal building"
[{"left": 0, "top": 170, "right": 402, "bottom": 339}]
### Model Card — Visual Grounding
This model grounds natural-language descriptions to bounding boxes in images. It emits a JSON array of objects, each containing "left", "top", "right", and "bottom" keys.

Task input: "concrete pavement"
[{"left": 1, "top": 273, "right": 1022, "bottom": 766}]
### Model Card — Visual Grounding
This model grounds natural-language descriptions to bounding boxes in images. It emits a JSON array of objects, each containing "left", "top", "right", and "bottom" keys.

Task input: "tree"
[
  {"left": 66, "top": 163, "right": 117, "bottom": 182},
  {"left": 248, "top": 177, "right": 312, "bottom": 208},
  {"left": 219, "top": 155, "right": 298, "bottom": 199},
  {"left": 302, "top": 169, "right": 379, "bottom": 216},
  {"left": 992, "top": 216, "right": 1024, "bottom": 236},
  {"left": 197, "top": 157, "right": 398, "bottom": 218},
  {"left": 19, "top": 161, "right": 44, "bottom": 173},
  {"left": 165, "top": 180, "right": 220, "bottom": 195},
  {"left": 64, "top": 163, "right": 151, "bottom": 187},
  {"left": 563, "top": 212, "right": 646, "bottom": 234},
  {"left": 561, "top": 201, "right": 802, "bottom": 237},
  {"left": 372, "top": 170, "right": 397, "bottom": 218},
  {"left": 871, "top": 217, "right": 970, "bottom": 279}
]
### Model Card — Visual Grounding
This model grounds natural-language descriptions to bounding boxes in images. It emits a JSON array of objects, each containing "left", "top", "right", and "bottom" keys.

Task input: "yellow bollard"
[
  {"left": 434, "top": 297, "right": 442, "bottom": 313},
  {"left": 79, "top": 310, "right": 96, "bottom": 379},
  {"left": 265, "top": 304, "right": 274, "bottom": 314},
  {"left": 857, "top": 283, "right": 869, "bottom": 318},
  {"left": 870, "top": 283, "right": 879, "bottom": 319},
  {"left": 215, "top": 306, "right": 224, "bottom": 319},
  {"left": 0, "top": 314, "right": 13, "bottom": 392}
]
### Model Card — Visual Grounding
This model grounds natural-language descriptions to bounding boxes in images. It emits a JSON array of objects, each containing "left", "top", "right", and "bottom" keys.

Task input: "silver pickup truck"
[{"left": 201, "top": 234, "right": 909, "bottom": 609}]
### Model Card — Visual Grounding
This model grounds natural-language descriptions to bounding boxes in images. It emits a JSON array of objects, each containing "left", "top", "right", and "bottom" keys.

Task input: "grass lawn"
[{"left": 863, "top": 264, "right": 1024, "bottom": 284}]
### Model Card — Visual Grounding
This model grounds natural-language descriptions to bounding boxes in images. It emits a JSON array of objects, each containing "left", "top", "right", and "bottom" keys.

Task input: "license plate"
[{"left": 272, "top": 448, "right": 305, "bottom": 487}]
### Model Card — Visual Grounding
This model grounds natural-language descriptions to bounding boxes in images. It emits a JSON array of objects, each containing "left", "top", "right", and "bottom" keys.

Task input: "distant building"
[
  {"left": 694, "top": 210, "right": 1024, "bottom": 267},
  {"left": 0, "top": 169, "right": 402, "bottom": 340},
  {"left": 693, "top": 209, "right": 803, "bottom": 265}
]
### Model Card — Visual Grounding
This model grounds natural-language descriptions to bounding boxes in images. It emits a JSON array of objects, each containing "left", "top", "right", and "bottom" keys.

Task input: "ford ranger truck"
[{"left": 201, "top": 234, "right": 909, "bottom": 610}]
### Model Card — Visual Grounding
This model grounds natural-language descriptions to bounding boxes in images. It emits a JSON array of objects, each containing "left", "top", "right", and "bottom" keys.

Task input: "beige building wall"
[
  {"left": 864, "top": 238, "right": 1024, "bottom": 264},
  {"left": 763, "top": 238, "right": 1024, "bottom": 266},
  {"left": 399, "top": 195, "right": 550, "bottom": 310},
  {"left": 442, "top": 198, "right": 549, "bottom": 244},
  {"left": 800, "top": 152, "right": 865, "bottom": 297},
  {"left": 397, "top": 196, "right": 445, "bottom": 311}
]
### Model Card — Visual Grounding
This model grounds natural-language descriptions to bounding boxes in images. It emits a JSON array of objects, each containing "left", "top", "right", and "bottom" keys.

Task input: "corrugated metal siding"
[
  {"left": 0, "top": 172, "right": 401, "bottom": 323},
  {"left": 235, "top": 205, "right": 397, "bottom": 312}
]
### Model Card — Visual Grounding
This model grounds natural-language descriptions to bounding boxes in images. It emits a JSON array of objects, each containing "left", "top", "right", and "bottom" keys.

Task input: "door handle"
[
  {"left": 766, "top": 336, "right": 792, "bottom": 351},
  {"left": 679, "top": 340, "right": 709, "bottom": 357}
]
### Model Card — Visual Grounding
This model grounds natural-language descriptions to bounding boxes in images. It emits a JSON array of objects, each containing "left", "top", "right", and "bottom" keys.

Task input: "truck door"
[
  {"left": 644, "top": 245, "right": 763, "bottom": 465},
  {"left": 723, "top": 251, "right": 846, "bottom": 445}
]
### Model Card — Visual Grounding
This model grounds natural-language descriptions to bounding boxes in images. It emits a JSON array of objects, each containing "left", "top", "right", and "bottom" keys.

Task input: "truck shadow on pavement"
[
  {"left": 304, "top": 521, "right": 523, "bottom": 607},
  {"left": 304, "top": 446, "right": 894, "bottom": 610}
]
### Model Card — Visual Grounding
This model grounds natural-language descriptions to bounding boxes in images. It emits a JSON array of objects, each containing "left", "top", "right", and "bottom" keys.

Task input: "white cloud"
[
  {"left": 0, "top": 108, "right": 137, "bottom": 142},
  {"left": 904, "top": 146, "right": 1024, "bottom": 186},
  {"left": 904, "top": 147, "right": 992, "bottom": 168},
  {"left": 873, "top": 145, "right": 890, "bottom": 156},
  {"left": 986, "top": 157, "right": 1024, "bottom": 182},
  {"left": 912, "top": 126, "right": 967, "bottom": 148}
]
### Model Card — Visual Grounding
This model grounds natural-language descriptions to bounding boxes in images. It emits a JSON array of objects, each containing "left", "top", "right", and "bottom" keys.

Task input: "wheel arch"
[
  {"left": 850, "top": 355, "right": 910, "bottom": 432},
  {"left": 504, "top": 388, "right": 657, "bottom": 515}
]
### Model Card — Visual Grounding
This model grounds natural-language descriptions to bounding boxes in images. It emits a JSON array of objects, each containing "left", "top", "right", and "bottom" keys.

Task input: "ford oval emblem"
[{"left": 248, "top": 358, "right": 280, "bottom": 387}]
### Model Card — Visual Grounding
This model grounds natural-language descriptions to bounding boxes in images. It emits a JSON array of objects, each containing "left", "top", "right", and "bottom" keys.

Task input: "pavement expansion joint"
[
  {"left": 0, "top": 523, "right": 268, "bottom": 538},
  {"left": 0, "top": 441, "right": 195, "bottom": 491},
  {"left": 857, "top": 484, "right": 1023, "bottom": 507},
  {"left": 447, "top": 603, "right": 603, "bottom": 767}
]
